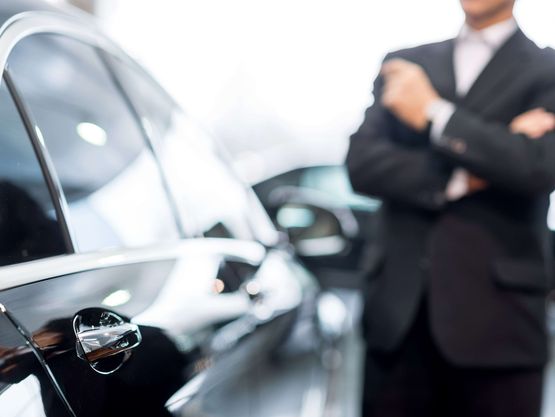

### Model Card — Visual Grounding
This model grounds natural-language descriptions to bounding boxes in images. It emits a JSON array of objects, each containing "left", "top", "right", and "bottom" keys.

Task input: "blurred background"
[
  {"left": 58, "top": 0, "right": 555, "bottom": 229},
  {"left": 105, "top": 1, "right": 553, "bottom": 173}
]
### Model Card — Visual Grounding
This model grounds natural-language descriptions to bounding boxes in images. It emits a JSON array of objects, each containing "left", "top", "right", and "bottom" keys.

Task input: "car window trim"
[
  {"left": 96, "top": 49, "right": 186, "bottom": 237},
  {"left": 2, "top": 69, "right": 76, "bottom": 253},
  {"left": 0, "top": 11, "right": 127, "bottom": 70},
  {"left": 0, "top": 238, "right": 266, "bottom": 292}
]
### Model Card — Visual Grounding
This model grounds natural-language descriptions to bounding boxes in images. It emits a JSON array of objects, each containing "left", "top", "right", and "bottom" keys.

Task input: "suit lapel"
[{"left": 461, "top": 29, "right": 530, "bottom": 110}]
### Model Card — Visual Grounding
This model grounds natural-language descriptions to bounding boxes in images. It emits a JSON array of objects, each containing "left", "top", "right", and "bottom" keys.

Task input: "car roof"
[{"left": 0, "top": 0, "right": 85, "bottom": 29}]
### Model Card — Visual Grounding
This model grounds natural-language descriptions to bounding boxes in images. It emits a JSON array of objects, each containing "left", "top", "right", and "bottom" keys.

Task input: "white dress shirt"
[{"left": 427, "top": 18, "right": 518, "bottom": 200}]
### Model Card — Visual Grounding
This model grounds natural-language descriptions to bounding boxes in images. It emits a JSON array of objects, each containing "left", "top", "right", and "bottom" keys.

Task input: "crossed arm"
[{"left": 347, "top": 58, "right": 555, "bottom": 209}]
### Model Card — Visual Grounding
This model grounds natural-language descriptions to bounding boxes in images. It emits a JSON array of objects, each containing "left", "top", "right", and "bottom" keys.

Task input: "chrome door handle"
[
  {"left": 76, "top": 322, "right": 141, "bottom": 362},
  {"left": 73, "top": 309, "right": 142, "bottom": 374}
]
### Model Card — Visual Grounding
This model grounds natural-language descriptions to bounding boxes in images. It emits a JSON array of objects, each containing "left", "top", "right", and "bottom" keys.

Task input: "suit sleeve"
[
  {"left": 433, "top": 69, "right": 555, "bottom": 195},
  {"left": 346, "top": 57, "right": 451, "bottom": 211}
]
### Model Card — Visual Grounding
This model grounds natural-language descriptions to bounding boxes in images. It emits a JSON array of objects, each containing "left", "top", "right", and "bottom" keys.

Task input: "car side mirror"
[{"left": 275, "top": 202, "right": 348, "bottom": 257}]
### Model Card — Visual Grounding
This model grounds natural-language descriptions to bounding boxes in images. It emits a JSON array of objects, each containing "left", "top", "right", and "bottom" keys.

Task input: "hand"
[
  {"left": 381, "top": 59, "right": 440, "bottom": 131},
  {"left": 510, "top": 108, "right": 555, "bottom": 139},
  {"left": 454, "top": 108, "right": 555, "bottom": 198}
]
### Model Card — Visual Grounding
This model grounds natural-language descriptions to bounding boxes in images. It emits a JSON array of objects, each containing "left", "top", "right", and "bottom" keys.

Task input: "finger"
[
  {"left": 510, "top": 108, "right": 547, "bottom": 127},
  {"left": 511, "top": 113, "right": 555, "bottom": 133},
  {"left": 534, "top": 114, "right": 555, "bottom": 132},
  {"left": 381, "top": 91, "right": 396, "bottom": 108},
  {"left": 381, "top": 59, "right": 412, "bottom": 76},
  {"left": 513, "top": 119, "right": 554, "bottom": 139},
  {"left": 382, "top": 78, "right": 400, "bottom": 96},
  {"left": 510, "top": 115, "right": 532, "bottom": 128},
  {"left": 513, "top": 121, "right": 541, "bottom": 136},
  {"left": 381, "top": 87, "right": 399, "bottom": 108},
  {"left": 382, "top": 75, "right": 403, "bottom": 91},
  {"left": 381, "top": 89, "right": 393, "bottom": 107},
  {"left": 510, "top": 118, "right": 531, "bottom": 133}
]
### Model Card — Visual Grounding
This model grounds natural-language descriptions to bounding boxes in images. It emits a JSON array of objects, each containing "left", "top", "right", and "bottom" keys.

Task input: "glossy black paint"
[
  {"left": 0, "top": 309, "right": 73, "bottom": 416},
  {"left": 0, "top": 243, "right": 313, "bottom": 416}
]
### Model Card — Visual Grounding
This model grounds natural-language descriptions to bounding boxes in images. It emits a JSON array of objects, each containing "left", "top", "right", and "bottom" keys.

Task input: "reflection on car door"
[
  {"left": 0, "top": 238, "right": 303, "bottom": 417},
  {"left": 0, "top": 307, "right": 73, "bottom": 417}
]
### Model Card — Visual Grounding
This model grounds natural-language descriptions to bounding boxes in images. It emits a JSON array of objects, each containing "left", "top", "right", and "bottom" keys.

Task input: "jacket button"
[{"left": 450, "top": 138, "right": 467, "bottom": 154}]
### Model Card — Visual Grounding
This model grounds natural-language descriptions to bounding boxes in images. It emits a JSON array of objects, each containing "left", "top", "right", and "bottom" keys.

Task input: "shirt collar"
[{"left": 457, "top": 17, "right": 518, "bottom": 49}]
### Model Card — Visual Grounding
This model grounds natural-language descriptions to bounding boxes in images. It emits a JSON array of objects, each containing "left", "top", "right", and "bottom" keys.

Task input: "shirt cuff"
[
  {"left": 426, "top": 99, "right": 456, "bottom": 143},
  {"left": 445, "top": 168, "right": 470, "bottom": 201}
]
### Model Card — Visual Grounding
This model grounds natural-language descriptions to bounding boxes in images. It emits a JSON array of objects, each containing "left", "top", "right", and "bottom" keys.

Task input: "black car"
[{"left": 0, "top": 1, "right": 350, "bottom": 416}]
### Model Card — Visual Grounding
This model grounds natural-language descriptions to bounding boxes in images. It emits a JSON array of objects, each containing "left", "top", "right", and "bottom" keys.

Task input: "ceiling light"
[{"left": 77, "top": 122, "right": 107, "bottom": 146}]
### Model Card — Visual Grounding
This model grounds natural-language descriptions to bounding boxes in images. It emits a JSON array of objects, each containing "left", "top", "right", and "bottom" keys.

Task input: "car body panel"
[
  {"left": 0, "top": 306, "right": 73, "bottom": 417},
  {"left": 0, "top": 239, "right": 306, "bottom": 416}
]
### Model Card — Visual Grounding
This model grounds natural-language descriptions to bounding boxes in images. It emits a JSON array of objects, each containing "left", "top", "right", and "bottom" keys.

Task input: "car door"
[
  {"left": 0, "top": 23, "right": 300, "bottom": 417},
  {"left": 253, "top": 165, "right": 383, "bottom": 290},
  {"left": 0, "top": 238, "right": 299, "bottom": 417}
]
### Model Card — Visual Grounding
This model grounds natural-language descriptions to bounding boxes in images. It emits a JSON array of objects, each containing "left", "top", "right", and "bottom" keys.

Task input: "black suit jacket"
[{"left": 347, "top": 29, "right": 555, "bottom": 367}]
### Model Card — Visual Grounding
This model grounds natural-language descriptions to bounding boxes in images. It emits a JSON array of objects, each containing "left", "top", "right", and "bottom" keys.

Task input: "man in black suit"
[{"left": 346, "top": 0, "right": 555, "bottom": 415}]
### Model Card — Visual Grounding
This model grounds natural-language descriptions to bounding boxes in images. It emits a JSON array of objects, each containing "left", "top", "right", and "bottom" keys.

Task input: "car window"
[
  {"left": 106, "top": 56, "right": 279, "bottom": 245},
  {"left": 7, "top": 34, "right": 181, "bottom": 252},
  {"left": 0, "top": 79, "right": 66, "bottom": 266}
]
